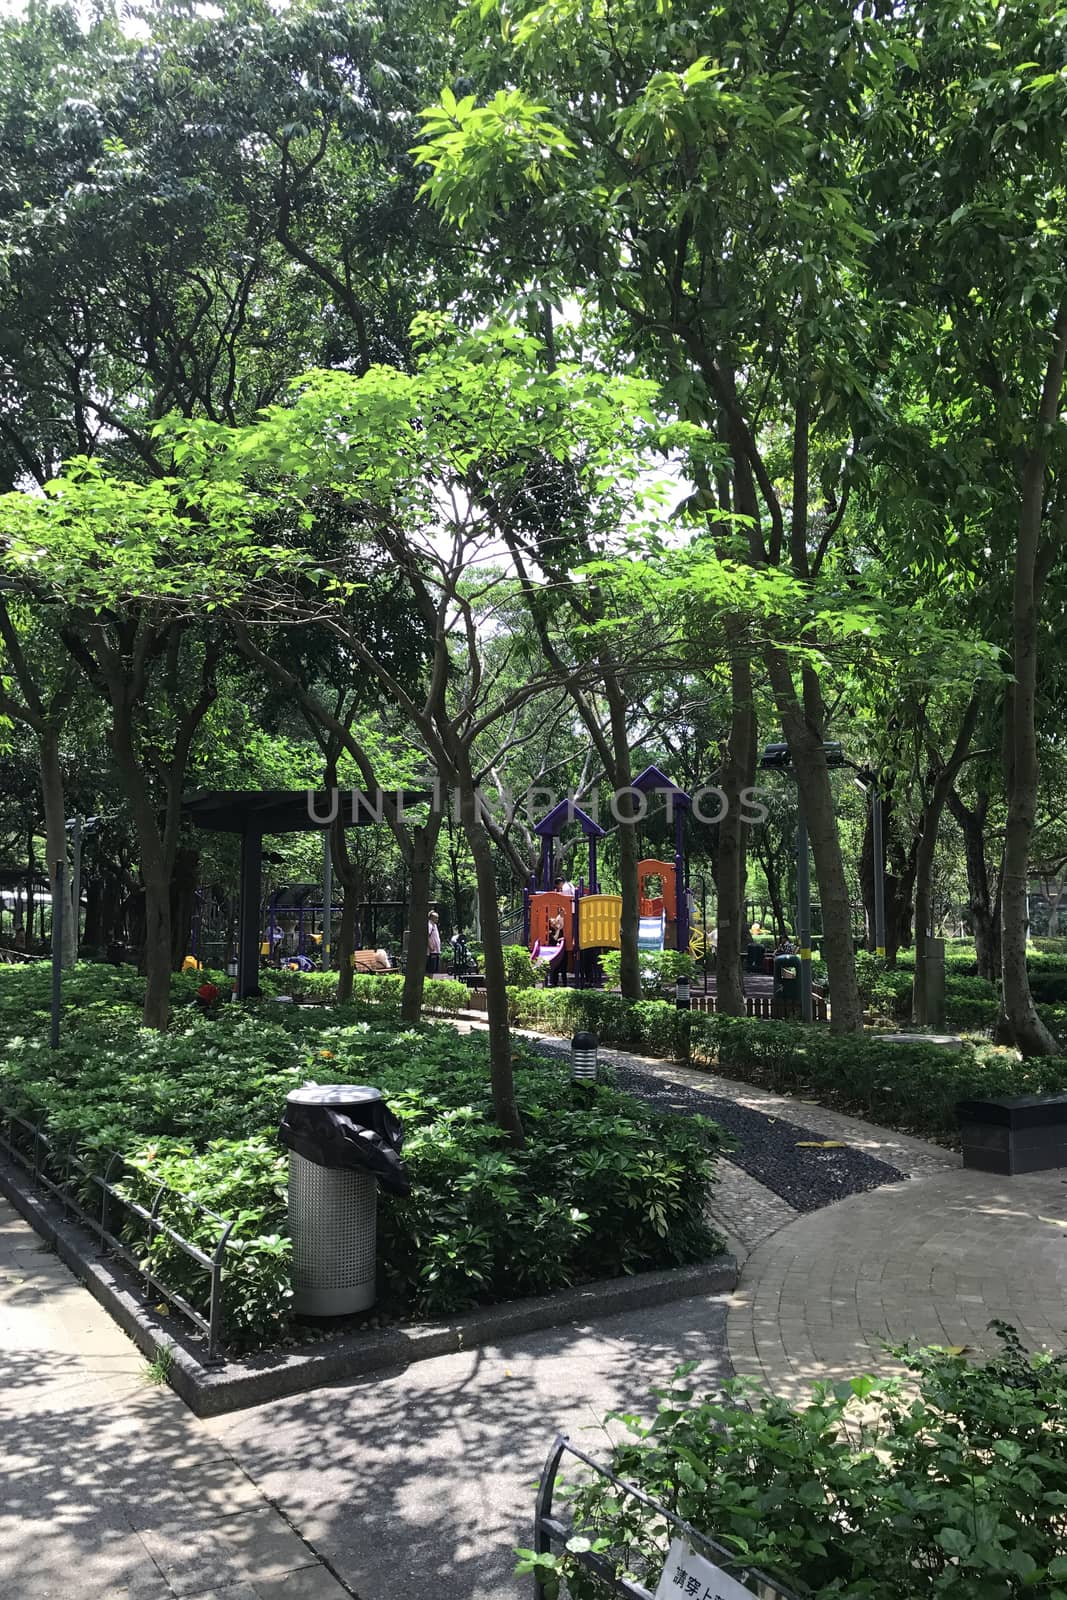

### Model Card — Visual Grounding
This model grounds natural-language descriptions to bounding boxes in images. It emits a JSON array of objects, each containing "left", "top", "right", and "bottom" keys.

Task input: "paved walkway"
[
  {"left": 0, "top": 1199, "right": 351, "bottom": 1600},
  {"left": 608, "top": 1051, "right": 1067, "bottom": 1396},
  {"left": 726, "top": 1165, "right": 1067, "bottom": 1400},
  {"left": 205, "top": 1295, "right": 732, "bottom": 1600}
]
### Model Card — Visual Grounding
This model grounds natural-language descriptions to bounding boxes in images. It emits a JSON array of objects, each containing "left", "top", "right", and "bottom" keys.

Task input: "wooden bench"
[{"left": 957, "top": 1093, "right": 1067, "bottom": 1175}]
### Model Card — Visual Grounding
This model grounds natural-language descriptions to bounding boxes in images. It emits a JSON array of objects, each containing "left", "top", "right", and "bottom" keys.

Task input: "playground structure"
[{"left": 523, "top": 767, "right": 691, "bottom": 986}]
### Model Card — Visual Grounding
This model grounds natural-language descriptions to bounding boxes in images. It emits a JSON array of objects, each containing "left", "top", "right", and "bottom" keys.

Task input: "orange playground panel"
[
  {"left": 637, "top": 858, "right": 676, "bottom": 918},
  {"left": 529, "top": 891, "right": 577, "bottom": 949}
]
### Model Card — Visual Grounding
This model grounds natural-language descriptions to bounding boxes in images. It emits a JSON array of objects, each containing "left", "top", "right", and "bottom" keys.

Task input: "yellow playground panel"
[{"left": 579, "top": 893, "right": 623, "bottom": 950}]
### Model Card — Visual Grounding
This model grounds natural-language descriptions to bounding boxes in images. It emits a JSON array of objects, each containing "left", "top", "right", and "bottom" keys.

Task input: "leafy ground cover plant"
[
  {"left": 0, "top": 964, "right": 725, "bottom": 1349},
  {"left": 525, "top": 1330, "right": 1067, "bottom": 1599}
]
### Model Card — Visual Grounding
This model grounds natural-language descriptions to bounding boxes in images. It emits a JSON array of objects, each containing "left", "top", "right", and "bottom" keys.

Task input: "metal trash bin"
[
  {"left": 773, "top": 953, "right": 800, "bottom": 1002},
  {"left": 285, "top": 1085, "right": 383, "bottom": 1316}
]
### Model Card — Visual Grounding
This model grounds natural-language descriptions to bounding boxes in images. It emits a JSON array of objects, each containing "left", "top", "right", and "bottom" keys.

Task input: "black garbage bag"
[{"left": 279, "top": 1087, "right": 411, "bottom": 1198}]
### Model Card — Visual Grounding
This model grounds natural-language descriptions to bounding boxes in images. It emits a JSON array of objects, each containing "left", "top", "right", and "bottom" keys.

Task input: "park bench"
[{"left": 957, "top": 1093, "right": 1067, "bottom": 1175}]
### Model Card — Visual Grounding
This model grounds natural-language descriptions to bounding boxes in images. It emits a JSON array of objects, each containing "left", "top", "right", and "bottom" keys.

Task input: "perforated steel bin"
[{"left": 286, "top": 1085, "right": 380, "bottom": 1316}]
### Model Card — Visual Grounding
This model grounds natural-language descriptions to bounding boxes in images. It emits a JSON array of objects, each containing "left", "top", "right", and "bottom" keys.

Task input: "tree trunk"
[
  {"left": 38, "top": 726, "right": 75, "bottom": 967},
  {"left": 458, "top": 763, "right": 523, "bottom": 1145},
  {"left": 765, "top": 649, "right": 862, "bottom": 1032},
  {"left": 142, "top": 875, "right": 172, "bottom": 1028},
  {"left": 1001, "top": 309, "right": 1067, "bottom": 1056},
  {"left": 913, "top": 697, "right": 980, "bottom": 1024},
  {"left": 169, "top": 845, "right": 200, "bottom": 971},
  {"left": 329, "top": 811, "right": 359, "bottom": 1002},
  {"left": 336, "top": 891, "right": 356, "bottom": 1001},
  {"left": 715, "top": 653, "right": 754, "bottom": 1015},
  {"left": 109, "top": 710, "right": 173, "bottom": 1028},
  {"left": 402, "top": 824, "right": 438, "bottom": 1024},
  {"left": 859, "top": 792, "right": 897, "bottom": 956},
  {"left": 949, "top": 783, "right": 1001, "bottom": 982}
]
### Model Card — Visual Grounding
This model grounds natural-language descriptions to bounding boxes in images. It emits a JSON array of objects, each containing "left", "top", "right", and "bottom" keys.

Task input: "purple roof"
[
  {"left": 631, "top": 765, "right": 691, "bottom": 805},
  {"left": 533, "top": 800, "right": 607, "bottom": 839}
]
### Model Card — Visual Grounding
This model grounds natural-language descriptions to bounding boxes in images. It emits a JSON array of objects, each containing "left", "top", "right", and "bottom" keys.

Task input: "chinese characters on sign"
[{"left": 653, "top": 1537, "right": 760, "bottom": 1600}]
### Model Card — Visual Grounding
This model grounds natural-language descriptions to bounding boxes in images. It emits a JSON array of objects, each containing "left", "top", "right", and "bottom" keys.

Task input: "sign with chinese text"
[{"left": 654, "top": 1537, "right": 760, "bottom": 1600}]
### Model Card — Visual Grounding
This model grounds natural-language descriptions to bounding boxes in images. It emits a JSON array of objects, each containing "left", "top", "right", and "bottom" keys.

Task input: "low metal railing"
[
  {"left": 533, "top": 1434, "right": 799, "bottom": 1600},
  {"left": 0, "top": 1107, "right": 235, "bottom": 1363}
]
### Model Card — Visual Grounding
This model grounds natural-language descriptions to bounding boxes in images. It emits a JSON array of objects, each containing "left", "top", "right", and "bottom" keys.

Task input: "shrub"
[
  {"left": 420, "top": 976, "right": 469, "bottom": 1014},
  {"left": 507, "top": 988, "right": 690, "bottom": 1058},
  {"left": 528, "top": 1331, "right": 1067, "bottom": 1600},
  {"left": 598, "top": 949, "right": 698, "bottom": 997},
  {"left": 1029, "top": 971, "right": 1067, "bottom": 1004},
  {"left": 689, "top": 1013, "right": 1067, "bottom": 1137},
  {"left": 500, "top": 944, "right": 546, "bottom": 989}
]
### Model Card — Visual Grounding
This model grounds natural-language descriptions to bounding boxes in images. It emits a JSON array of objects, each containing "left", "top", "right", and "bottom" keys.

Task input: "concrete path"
[
  {"left": 0, "top": 1199, "right": 351, "bottom": 1600},
  {"left": 206, "top": 1296, "right": 732, "bottom": 1600}
]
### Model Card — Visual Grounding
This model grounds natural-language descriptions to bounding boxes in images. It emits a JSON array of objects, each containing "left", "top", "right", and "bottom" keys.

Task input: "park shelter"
[{"left": 182, "top": 788, "right": 430, "bottom": 997}]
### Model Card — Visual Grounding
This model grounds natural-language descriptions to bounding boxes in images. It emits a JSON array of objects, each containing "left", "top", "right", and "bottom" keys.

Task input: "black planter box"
[{"left": 957, "top": 1094, "right": 1067, "bottom": 1175}]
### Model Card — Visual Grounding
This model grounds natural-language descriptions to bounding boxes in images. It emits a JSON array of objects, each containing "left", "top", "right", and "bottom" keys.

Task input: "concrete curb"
[{"left": 0, "top": 1153, "right": 738, "bottom": 1419}]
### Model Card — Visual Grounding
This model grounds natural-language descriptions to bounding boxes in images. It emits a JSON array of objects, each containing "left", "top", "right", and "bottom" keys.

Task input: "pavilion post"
[
  {"left": 236, "top": 828, "right": 262, "bottom": 999},
  {"left": 588, "top": 838, "right": 598, "bottom": 894},
  {"left": 323, "top": 830, "right": 333, "bottom": 967}
]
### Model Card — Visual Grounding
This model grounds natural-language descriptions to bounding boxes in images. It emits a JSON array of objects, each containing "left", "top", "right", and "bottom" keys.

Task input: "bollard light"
[
  {"left": 571, "top": 1031, "right": 599, "bottom": 1083},
  {"left": 675, "top": 975, "right": 691, "bottom": 1011}
]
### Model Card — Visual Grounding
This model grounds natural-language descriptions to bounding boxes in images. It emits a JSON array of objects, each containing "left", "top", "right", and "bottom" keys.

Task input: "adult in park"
[{"left": 427, "top": 910, "right": 442, "bottom": 976}]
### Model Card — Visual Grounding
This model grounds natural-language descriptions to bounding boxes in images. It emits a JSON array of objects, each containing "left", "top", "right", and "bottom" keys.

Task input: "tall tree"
[{"left": 412, "top": 1, "right": 919, "bottom": 1030}]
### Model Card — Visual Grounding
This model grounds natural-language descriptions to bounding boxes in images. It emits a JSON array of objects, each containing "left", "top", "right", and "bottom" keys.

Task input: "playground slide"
[
  {"left": 638, "top": 915, "right": 666, "bottom": 952},
  {"left": 539, "top": 941, "right": 567, "bottom": 977}
]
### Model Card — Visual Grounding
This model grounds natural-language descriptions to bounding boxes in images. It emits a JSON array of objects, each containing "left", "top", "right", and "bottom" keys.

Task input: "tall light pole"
[{"left": 851, "top": 772, "right": 886, "bottom": 960}]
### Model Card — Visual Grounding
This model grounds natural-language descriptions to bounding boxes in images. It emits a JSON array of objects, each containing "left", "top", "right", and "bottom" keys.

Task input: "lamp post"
[
  {"left": 850, "top": 769, "right": 887, "bottom": 960},
  {"left": 759, "top": 742, "right": 844, "bottom": 1023}
]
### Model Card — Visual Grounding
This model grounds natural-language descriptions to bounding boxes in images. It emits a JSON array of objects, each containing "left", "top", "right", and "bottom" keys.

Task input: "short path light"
[
  {"left": 570, "top": 1031, "right": 599, "bottom": 1083},
  {"left": 675, "top": 974, "right": 691, "bottom": 1011}
]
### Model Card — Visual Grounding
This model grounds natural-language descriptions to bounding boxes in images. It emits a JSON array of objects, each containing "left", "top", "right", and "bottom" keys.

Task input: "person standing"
[{"left": 427, "top": 910, "right": 441, "bottom": 975}]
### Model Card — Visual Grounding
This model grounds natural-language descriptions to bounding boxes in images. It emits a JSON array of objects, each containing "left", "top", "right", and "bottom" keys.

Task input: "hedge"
[
  {"left": 689, "top": 1014, "right": 1067, "bottom": 1139},
  {"left": 504, "top": 983, "right": 1067, "bottom": 1140}
]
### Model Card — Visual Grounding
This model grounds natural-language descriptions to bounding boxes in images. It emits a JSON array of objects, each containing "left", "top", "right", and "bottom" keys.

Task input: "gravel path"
[{"left": 522, "top": 1037, "right": 907, "bottom": 1212}]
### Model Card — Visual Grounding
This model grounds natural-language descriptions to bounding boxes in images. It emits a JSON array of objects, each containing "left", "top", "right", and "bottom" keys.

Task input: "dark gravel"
[{"left": 524, "top": 1038, "right": 907, "bottom": 1213}]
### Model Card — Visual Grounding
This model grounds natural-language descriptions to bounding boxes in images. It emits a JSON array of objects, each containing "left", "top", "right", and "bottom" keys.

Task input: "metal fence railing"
[
  {"left": 533, "top": 1435, "right": 800, "bottom": 1600},
  {"left": 0, "top": 1107, "right": 235, "bottom": 1363}
]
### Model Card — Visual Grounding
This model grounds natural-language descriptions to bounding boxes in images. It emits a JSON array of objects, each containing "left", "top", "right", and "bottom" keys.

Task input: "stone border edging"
[{"left": 0, "top": 1152, "right": 737, "bottom": 1419}]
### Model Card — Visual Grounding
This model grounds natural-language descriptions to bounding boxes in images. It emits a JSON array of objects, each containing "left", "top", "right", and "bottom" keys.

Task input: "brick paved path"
[{"left": 727, "top": 1166, "right": 1067, "bottom": 1400}]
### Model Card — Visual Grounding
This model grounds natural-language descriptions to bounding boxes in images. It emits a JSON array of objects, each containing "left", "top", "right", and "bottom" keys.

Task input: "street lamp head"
[
  {"left": 760, "top": 741, "right": 845, "bottom": 771},
  {"left": 759, "top": 743, "right": 792, "bottom": 770}
]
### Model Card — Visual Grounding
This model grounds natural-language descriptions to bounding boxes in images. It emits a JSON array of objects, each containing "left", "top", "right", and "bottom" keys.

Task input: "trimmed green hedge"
[
  {"left": 690, "top": 1014, "right": 1067, "bottom": 1138},
  {"left": 508, "top": 986, "right": 689, "bottom": 1058},
  {"left": 504, "top": 982, "right": 1067, "bottom": 1140}
]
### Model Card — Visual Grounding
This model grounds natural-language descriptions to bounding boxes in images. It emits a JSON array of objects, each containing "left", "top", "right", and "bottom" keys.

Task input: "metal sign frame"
[{"left": 533, "top": 1434, "right": 801, "bottom": 1600}]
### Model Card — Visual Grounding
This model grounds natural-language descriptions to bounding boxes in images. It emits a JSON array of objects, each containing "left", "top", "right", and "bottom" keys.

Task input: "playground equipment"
[{"left": 524, "top": 768, "right": 692, "bottom": 985}]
